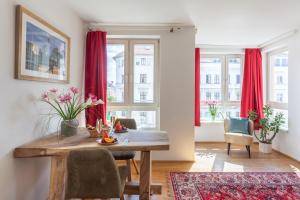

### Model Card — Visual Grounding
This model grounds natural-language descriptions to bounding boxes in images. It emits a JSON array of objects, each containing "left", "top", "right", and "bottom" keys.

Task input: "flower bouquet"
[
  {"left": 206, "top": 101, "right": 218, "bottom": 121},
  {"left": 41, "top": 87, "right": 103, "bottom": 137}
]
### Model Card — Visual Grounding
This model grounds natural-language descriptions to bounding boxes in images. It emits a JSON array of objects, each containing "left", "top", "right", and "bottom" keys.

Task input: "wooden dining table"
[{"left": 14, "top": 128, "right": 169, "bottom": 200}]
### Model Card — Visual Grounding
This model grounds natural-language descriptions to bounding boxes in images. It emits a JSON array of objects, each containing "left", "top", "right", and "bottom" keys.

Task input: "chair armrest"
[{"left": 224, "top": 118, "right": 230, "bottom": 133}]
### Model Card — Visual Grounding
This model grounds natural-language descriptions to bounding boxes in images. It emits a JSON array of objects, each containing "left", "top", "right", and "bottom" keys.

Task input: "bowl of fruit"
[
  {"left": 114, "top": 121, "right": 128, "bottom": 133},
  {"left": 96, "top": 131, "right": 118, "bottom": 145}
]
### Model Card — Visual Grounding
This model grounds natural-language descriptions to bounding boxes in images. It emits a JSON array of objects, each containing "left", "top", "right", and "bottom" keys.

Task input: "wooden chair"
[
  {"left": 224, "top": 118, "right": 254, "bottom": 158},
  {"left": 112, "top": 118, "right": 139, "bottom": 181},
  {"left": 65, "top": 149, "right": 127, "bottom": 200}
]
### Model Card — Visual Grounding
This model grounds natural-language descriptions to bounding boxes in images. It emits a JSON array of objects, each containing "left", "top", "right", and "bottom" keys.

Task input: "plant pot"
[
  {"left": 259, "top": 142, "right": 272, "bottom": 153},
  {"left": 61, "top": 119, "right": 79, "bottom": 137}
]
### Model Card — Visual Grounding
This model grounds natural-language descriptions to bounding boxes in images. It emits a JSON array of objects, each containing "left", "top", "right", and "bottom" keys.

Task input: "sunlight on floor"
[
  {"left": 290, "top": 164, "right": 300, "bottom": 172},
  {"left": 191, "top": 152, "right": 216, "bottom": 172},
  {"left": 223, "top": 161, "right": 244, "bottom": 172}
]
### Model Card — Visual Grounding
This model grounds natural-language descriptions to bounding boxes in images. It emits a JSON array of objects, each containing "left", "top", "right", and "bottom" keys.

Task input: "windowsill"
[{"left": 279, "top": 128, "right": 288, "bottom": 133}]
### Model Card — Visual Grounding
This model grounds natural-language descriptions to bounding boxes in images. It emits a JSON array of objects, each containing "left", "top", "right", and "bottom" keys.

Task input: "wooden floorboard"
[{"left": 124, "top": 142, "right": 300, "bottom": 200}]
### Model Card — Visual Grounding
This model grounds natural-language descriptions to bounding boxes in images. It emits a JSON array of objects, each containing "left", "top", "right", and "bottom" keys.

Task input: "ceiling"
[{"left": 65, "top": 0, "right": 300, "bottom": 46}]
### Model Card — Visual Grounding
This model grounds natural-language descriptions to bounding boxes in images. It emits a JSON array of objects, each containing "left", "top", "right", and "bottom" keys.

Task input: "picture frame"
[{"left": 15, "top": 5, "right": 70, "bottom": 83}]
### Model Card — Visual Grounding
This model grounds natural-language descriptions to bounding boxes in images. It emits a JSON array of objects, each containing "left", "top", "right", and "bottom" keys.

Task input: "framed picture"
[{"left": 15, "top": 5, "right": 70, "bottom": 83}]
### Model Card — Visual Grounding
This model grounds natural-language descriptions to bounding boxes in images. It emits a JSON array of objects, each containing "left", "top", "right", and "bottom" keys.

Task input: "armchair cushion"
[
  {"left": 224, "top": 132, "right": 253, "bottom": 145},
  {"left": 229, "top": 118, "right": 249, "bottom": 135}
]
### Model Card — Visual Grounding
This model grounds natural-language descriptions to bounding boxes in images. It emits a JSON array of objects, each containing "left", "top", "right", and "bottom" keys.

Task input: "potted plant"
[
  {"left": 41, "top": 87, "right": 103, "bottom": 137},
  {"left": 248, "top": 105, "right": 285, "bottom": 153},
  {"left": 206, "top": 101, "right": 218, "bottom": 121}
]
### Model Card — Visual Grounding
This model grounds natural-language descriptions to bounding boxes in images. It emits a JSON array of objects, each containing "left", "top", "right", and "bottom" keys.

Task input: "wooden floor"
[{"left": 125, "top": 142, "right": 300, "bottom": 200}]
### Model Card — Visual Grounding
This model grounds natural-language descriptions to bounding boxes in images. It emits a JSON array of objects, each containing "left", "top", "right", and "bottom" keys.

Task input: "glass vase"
[{"left": 61, "top": 119, "right": 79, "bottom": 137}]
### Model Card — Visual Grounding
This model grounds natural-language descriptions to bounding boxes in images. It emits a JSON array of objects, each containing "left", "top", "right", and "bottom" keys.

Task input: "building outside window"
[
  {"left": 268, "top": 49, "right": 288, "bottom": 129},
  {"left": 214, "top": 75, "right": 220, "bottom": 84},
  {"left": 141, "top": 57, "right": 146, "bottom": 65},
  {"left": 200, "top": 55, "right": 242, "bottom": 121},
  {"left": 214, "top": 92, "right": 220, "bottom": 100},
  {"left": 276, "top": 75, "right": 283, "bottom": 85},
  {"left": 206, "top": 92, "right": 211, "bottom": 100},
  {"left": 140, "top": 74, "right": 147, "bottom": 83},
  {"left": 236, "top": 74, "right": 240, "bottom": 84},
  {"left": 106, "top": 39, "right": 159, "bottom": 129},
  {"left": 140, "top": 91, "right": 148, "bottom": 101},
  {"left": 206, "top": 74, "right": 212, "bottom": 84}
]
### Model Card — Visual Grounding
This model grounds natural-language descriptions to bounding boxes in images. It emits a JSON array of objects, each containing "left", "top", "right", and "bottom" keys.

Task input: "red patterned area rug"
[{"left": 170, "top": 172, "right": 300, "bottom": 200}]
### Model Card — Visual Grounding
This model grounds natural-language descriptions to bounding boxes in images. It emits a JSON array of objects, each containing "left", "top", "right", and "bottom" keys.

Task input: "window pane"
[
  {"left": 221, "top": 105, "right": 240, "bottom": 118},
  {"left": 200, "top": 106, "right": 222, "bottom": 121},
  {"left": 200, "top": 58, "right": 222, "bottom": 101},
  {"left": 134, "top": 44, "right": 154, "bottom": 103},
  {"left": 131, "top": 111, "right": 156, "bottom": 128},
  {"left": 273, "top": 109, "right": 288, "bottom": 130},
  {"left": 269, "top": 51, "right": 288, "bottom": 103},
  {"left": 200, "top": 105, "right": 240, "bottom": 121},
  {"left": 228, "top": 58, "right": 241, "bottom": 101},
  {"left": 107, "top": 44, "right": 125, "bottom": 103},
  {"left": 106, "top": 110, "right": 128, "bottom": 122}
]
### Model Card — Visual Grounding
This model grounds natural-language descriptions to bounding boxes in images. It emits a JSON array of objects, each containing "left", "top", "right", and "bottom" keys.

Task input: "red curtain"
[
  {"left": 240, "top": 48, "right": 264, "bottom": 125},
  {"left": 195, "top": 48, "right": 201, "bottom": 126},
  {"left": 85, "top": 31, "right": 107, "bottom": 126}
]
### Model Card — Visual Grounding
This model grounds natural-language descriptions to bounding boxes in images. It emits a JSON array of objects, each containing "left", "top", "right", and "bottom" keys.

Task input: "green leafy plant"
[{"left": 248, "top": 105, "right": 285, "bottom": 144}]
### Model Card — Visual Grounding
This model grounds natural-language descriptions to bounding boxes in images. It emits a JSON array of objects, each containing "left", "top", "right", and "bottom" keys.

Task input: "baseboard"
[
  {"left": 195, "top": 141, "right": 225, "bottom": 144},
  {"left": 134, "top": 160, "right": 195, "bottom": 163},
  {"left": 272, "top": 148, "right": 300, "bottom": 162},
  {"left": 195, "top": 141, "right": 259, "bottom": 144}
]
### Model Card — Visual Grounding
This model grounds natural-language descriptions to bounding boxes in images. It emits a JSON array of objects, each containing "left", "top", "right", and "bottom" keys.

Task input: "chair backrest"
[
  {"left": 224, "top": 118, "right": 254, "bottom": 135},
  {"left": 65, "top": 149, "right": 123, "bottom": 199},
  {"left": 113, "top": 118, "right": 137, "bottom": 129}
]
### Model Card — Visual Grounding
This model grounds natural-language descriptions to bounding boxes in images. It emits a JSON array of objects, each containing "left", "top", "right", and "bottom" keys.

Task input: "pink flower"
[
  {"left": 41, "top": 92, "right": 48, "bottom": 101},
  {"left": 49, "top": 88, "right": 58, "bottom": 93},
  {"left": 59, "top": 93, "right": 72, "bottom": 103},
  {"left": 70, "top": 87, "right": 79, "bottom": 94},
  {"left": 88, "top": 93, "right": 98, "bottom": 103}
]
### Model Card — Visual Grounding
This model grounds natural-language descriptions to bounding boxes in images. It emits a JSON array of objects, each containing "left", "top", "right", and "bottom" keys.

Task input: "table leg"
[
  {"left": 48, "top": 155, "right": 67, "bottom": 200},
  {"left": 139, "top": 151, "right": 151, "bottom": 200}
]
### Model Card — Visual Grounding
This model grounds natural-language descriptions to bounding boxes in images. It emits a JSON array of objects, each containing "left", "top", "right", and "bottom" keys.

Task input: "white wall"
[
  {"left": 0, "top": 0, "right": 84, "bottom": 199},
  {"left": 195, "top": 123, "right": 225, "bottom": 142},
  {"left": 263, "top": 33, "right": 300, "bottom": 161},
  {"left": 102, "top": 26, "right": 196, "bottom": 161}
]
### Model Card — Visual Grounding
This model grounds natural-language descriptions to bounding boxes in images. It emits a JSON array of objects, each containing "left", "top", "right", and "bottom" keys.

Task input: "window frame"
[
  {"left": 267, "top": 48, "right": 288, "bottom": 111},
  {"left": 200, "top": 54, "right": 244, "bottom": 122},
  {"left": 267, "top": 48, "right": 288, "bottom": 131},
  {"left": 106, "top": 39, "right": 160, "bottom": 129}
]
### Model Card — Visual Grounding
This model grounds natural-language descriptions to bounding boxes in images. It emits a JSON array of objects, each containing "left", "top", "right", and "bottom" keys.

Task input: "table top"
[{"left": 14, "top": 128, "right": 170, "bottom": 158}]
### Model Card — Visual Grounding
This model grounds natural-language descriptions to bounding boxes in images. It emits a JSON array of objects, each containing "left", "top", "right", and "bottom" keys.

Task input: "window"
[
  {"left": 214, "top": 75, "right": 220, "bottom": 84},
  {"left": 268, "top": 50, "right": 288, "bottom": 129},
  {"left": 107, "top": 44, "right": 125, "bottom": 103},
  {"left": 140, "top": 74, "right": 147, "bottom": 83},
  {"left": 206, "top": 74, "right": 212, "bottom": 84},
  {"left": 206, "top": 92, "right": 211, "bottom": 100},
  {"left": 214, "top": 92, "right": 220, "bottom": 100},
  {"left": 141, "top": 57, "right": 146, "bottom": 65},
  {"left": 276, "top": 75, "right": 283, "bottom": 85},
  {"left": 106, "top": 39, "right": 159, "bottom": 129},
  {"left": 236, "top": 75, "right": 240, "bottom": 84},
  {"left": 276, "top": 93, "right": 283, "bottom": 102},
  {"left": 140, "top": 91, "right": 147, "bottom": 101},
  {"left": 200, "top": 55, "right": 242, "bottom": 121}
]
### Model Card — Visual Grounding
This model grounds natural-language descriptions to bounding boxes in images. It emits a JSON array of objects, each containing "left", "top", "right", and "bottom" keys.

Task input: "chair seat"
[
  {"left": 224, "top": 132, "right": 253, "bottom": 145},
  {"left": 112, "top": 151, "right": 136, "bottom": 160}
]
